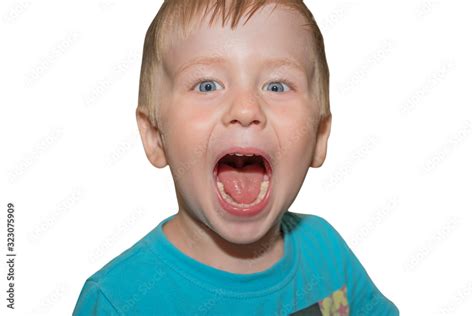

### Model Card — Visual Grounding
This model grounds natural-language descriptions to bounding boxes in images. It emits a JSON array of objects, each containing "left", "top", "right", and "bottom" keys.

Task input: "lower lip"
[{"left": 213, "top": 166, "right": 272, "bottom": 218}]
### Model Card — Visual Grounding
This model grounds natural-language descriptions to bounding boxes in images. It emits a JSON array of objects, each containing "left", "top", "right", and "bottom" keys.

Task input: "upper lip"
[{"left": 213, "top": 146, "right": 273, "bottom": 174}]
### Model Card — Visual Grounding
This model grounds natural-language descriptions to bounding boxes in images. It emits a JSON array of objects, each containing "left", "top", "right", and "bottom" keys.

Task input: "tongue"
[{"left": 217, "top": 162, "right": 265, "bottom": 204}]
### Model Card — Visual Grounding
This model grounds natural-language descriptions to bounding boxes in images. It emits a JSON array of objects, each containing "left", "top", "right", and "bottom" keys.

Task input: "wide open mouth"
[{"left": 213, "top": 152, "right": 272, "bottom": 208}]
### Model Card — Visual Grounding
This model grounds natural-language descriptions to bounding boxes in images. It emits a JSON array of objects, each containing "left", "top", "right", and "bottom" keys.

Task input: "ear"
[
  {"left": 136, "top": 107, "right": 168, "bottom": 168},
  {"left": 310, "top": 113, "right": 332, "bottom": 168}
]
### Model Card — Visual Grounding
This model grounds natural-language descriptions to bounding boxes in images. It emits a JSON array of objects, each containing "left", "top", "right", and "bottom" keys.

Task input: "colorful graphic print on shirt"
[{"left": 290, "top": 285, "right": 349, "bottom": 316}]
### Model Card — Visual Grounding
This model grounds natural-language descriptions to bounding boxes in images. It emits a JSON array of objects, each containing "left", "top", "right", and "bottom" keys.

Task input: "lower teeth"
[{"left": 217, "top": 180, "right": 269, "bottom": 208}]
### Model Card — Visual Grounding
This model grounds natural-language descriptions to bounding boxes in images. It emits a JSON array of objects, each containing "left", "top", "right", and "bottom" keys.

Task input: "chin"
[{"left": 208, "top": 213, "right": 276, "bottom": 245}]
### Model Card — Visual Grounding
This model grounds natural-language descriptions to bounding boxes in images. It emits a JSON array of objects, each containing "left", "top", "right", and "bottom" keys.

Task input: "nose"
[{"left": 222, "top": 89, "right": 267, "bottom": 128}]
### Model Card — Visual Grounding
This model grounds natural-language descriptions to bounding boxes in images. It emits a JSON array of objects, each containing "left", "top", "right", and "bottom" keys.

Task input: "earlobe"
[
  {"left": 136, "top": 107, "right": 168, "bottom": 168},
  {"left": 311, "top": 113, "right": 332, "bottom": 168}
]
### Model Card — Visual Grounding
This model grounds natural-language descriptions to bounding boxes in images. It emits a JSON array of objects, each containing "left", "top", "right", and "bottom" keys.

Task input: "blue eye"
[
  {"left": 265, "top": 82, "right": 290, "bottom": 93},
  {"left": 195, "top": 80, "right": 223, "bottom": 93}
]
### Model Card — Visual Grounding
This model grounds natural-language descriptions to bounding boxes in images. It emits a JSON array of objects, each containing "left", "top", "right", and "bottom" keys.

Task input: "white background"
[{"left": 1, "top": 0, "right": 473, "bottom": 315}]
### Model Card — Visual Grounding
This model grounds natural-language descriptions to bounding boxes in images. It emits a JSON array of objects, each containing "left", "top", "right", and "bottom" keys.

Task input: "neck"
[{"left": 162, "top": 209, "right": 284, "bottom": 274}]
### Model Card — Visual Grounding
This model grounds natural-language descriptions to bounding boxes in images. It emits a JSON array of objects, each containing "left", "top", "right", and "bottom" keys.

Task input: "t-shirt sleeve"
[
  {"left": 73, "top": 280, "right": 120, "bottom": 316},
  {"left": 322, "top": 218, "right": 400, "bottom": 315},
  {"left": 343, "top": 242, "right": 399, "bottom": 315}
]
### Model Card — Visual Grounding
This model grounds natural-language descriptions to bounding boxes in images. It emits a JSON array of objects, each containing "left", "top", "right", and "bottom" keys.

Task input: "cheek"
[
  {"left": 272, "top": 112, "right": 316, "bottom": 206},
  {"left": 163, "top": 104, "right": 215, "bottom": 179},
  {"left": 273, "top": 101, "right": 316, "bottom": 142},
  {"left": 271, "top": 105, "right": 316, "bottom": 171},
  {"left": 166, "top": 99, "right": 215, "bottom": 144}
]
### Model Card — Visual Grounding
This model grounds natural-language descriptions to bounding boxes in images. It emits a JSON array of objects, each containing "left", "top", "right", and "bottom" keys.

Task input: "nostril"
[{"left": 230, "top": 119, "right": 260, "bottom": 125}]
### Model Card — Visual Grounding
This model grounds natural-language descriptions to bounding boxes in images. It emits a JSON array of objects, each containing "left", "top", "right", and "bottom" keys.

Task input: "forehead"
[{"left": 161, "top": 4, "right": 316, "bottom": 78}]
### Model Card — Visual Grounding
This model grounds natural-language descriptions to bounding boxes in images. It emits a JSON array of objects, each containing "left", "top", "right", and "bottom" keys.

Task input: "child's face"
[{"left": 139, "top": 4, "right": 331, "bottom": 243}]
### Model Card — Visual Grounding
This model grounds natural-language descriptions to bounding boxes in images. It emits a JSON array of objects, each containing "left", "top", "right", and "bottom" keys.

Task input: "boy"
[{"left": 73, "top": 0, "right": 399, "bottom": 315}]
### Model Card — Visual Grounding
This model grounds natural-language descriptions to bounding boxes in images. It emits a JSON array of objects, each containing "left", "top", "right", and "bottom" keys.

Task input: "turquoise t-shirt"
[{"left": 73, "top": 211, "right": 399, "bottom": 315}]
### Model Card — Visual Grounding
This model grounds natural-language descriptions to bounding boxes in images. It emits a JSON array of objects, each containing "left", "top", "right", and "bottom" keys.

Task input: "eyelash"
[
  {"left": 190, "top": 78, "right": 223, "bottom": 91},
  {"left": 268, "top": 79, "right": 295, "bottom": 91},
  {"left": 190, "top": 78, "right": 296, "bottom": 92}
]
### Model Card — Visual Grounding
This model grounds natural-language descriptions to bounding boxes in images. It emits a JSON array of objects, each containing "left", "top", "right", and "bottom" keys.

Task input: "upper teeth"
[{"left": 231, "top": 153, "right": 255, "bottom": 157}]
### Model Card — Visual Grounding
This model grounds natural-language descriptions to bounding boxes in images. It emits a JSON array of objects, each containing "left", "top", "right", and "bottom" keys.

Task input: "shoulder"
[
  {"left": 283, "top": 211, "right": 350, "bottom": 286},
  {"left": 283, "top": 211, "right": 346, "bottom": 249},
  {"left": 74, "top": 231, "right": 166, "bottom": 315},
  {"left": 73, "top": 278, "right": 120, "bottom": 315},
  {"left": 284, "top": 211, "right": 339, "bottom": 231},
  {"left": 87, "top": 238, "right": 158, "bottom": 285},
  {"left": 284, "top": 212, "right": 399, "bottom": 315}
]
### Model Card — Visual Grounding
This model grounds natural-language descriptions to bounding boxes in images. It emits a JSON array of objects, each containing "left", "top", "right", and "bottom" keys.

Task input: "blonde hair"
[{"left": 138, "top": 0, "right": 330, "bottom": 128}]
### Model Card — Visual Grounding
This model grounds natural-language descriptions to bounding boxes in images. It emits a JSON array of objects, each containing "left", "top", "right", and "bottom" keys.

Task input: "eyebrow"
[
  {"left": 174, "top": 56, "right": 307, "bottom": 77},
  {"left": 262, "top": 57, "right": 307, "bottom": 75},
  {"left": 174, "top": 56, "right": 228, "bottom": 77}
]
